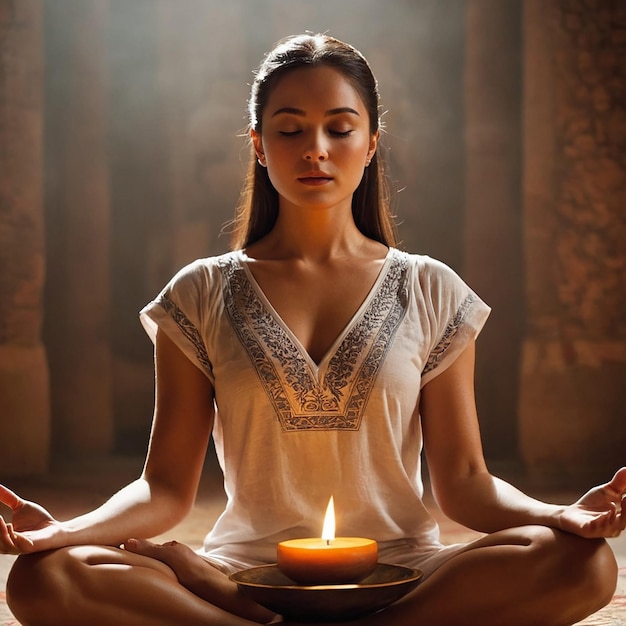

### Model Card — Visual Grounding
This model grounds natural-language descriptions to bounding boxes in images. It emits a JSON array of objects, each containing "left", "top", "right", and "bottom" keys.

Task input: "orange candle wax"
[
  {"left": 277, "top": 497, "right": 378, "bottom": 585},
  {"left": 277, "top": 536, "right": 378, "bottom": 585}
]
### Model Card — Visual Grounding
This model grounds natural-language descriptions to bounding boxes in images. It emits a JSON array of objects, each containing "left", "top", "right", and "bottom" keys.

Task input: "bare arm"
[
  {"left": 0, "top": 329, "right": 215, "bottom": 553},
  {"left": 420, "top": 341, "right": 626, "bottom": 538}
]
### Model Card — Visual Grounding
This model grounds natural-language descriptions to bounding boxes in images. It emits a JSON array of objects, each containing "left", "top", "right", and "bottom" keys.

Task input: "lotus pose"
[{"left": 1, "top": 34, "right": 624, "bottom": 626}]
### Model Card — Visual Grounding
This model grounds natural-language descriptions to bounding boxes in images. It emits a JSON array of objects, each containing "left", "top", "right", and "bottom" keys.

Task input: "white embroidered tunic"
[{"left": 140, "top": 247, "right": 491, "bottom": 576}]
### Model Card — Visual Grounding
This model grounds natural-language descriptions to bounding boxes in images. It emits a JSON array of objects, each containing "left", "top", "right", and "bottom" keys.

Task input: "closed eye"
[{"left": 278, "top": 129, "right": 353, "bottom": 138}]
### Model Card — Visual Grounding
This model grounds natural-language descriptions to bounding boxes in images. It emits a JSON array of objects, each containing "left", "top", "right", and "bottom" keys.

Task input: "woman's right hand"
[{"left": 0, "top": 485, "right": 67, "bottom": 554}]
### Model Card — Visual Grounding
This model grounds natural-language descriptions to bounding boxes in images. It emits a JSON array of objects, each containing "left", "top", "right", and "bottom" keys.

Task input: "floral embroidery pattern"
[
  {"left": 422, "top": 293, "right": 477, "bottom": 376},
  {"left": 156, "top": 293, "right": 212, "bottom": 374},
  {"left": 220, "top": 251, "right": 409, "bottom": 431}
]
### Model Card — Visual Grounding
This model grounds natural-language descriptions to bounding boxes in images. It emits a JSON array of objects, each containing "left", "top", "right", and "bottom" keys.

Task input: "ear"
[
  {"left": 251, "top": 129, "right": 266, "bottom": 166},
  {"left": 366, "top": 131, "right": 379, "bottom": 166}
]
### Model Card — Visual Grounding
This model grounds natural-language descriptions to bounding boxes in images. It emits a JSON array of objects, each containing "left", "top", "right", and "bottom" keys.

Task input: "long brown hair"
[{"left": 230, "top": 34, "right": 397, "bottom": 250}]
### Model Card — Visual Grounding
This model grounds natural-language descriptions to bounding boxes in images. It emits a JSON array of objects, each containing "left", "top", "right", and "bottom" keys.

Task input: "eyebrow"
[{"left": 271, "top": 106, "right": 361, "bottom": 118}]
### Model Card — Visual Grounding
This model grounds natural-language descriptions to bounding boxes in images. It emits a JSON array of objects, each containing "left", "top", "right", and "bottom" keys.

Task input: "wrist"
[
  {"left": 56, "top": 520, "right": 85, "bottom": 547},
  {"left": 545, "top": 503, "right": 567, "bottom": 531}
]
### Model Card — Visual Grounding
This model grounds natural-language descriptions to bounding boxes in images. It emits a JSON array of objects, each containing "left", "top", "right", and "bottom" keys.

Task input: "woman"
[{"left": 1, "top": 34, "right": 624, "bottom": 626}]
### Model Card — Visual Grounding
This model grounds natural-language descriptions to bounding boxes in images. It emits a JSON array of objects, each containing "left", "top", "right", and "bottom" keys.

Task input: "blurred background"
[{"left": 1, "top": 0, "right": 625, "bottom": 486}]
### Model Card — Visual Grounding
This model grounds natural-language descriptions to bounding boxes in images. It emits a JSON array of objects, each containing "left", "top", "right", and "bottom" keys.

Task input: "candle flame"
[{"left": 321, "top": 496, "right": 335, "bottom": 542}]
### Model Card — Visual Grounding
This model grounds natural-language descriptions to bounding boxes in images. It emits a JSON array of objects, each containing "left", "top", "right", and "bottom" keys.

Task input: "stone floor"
[{"left": 1, "top": 456, "right": 624, "bottom": 625}]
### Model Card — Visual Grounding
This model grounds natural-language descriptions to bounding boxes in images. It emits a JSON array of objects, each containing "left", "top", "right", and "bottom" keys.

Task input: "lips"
[{"left": 297, "top": 172, "right": 333, "bottom": 185}]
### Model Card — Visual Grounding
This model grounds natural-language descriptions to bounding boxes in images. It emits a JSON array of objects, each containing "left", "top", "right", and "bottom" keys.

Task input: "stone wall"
[
  {"left": 43, "top": 0, "right": 113, "bottom": 458},
  {"left": 464, "top": 0, "right": 523, "bottom": 460},
  {"left": 1, "top": 1, "right": 623, "bottom": 481},
  {"left": 0, "top": 0, "right": 50, "bottom": 475},
  {"left": 520, "top": 0, "right": 626, "bottom": 482}
]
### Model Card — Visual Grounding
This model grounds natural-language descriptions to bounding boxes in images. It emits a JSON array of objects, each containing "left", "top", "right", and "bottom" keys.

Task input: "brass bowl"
[{"left": 230, "top": 562, "right": 423, "bottom": 622}]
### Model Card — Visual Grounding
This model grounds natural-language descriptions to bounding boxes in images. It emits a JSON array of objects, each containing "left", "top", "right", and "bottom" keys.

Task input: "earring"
[{"left": 257, "top": 157, "right": 266, "bottom": 167}]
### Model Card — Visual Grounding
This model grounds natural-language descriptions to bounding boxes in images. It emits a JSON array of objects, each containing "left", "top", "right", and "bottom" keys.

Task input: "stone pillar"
[
  {"left": 520, "top": 0, "right": 626, "bottom": 483},
  {"left": 463, "top": 0, "right": 523, "bottom": 462},
  {"left": 43, "top": 0, "right": 113, "bottom": 457},
  {"left": 155, "top": 0, "right": 246, "bottom": 269},
  {"left": 0, "top": 0, "right": 50, "bottom": 475}
]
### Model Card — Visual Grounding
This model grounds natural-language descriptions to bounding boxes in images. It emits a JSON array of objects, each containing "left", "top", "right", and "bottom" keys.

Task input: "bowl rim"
[{"left": 229, "top": 562, "right": 423, "bottom": 591}]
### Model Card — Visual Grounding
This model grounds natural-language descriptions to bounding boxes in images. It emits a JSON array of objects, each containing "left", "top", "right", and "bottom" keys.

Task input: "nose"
[{"left": 303, "top": 130, "right": 328, "bottom": 161}]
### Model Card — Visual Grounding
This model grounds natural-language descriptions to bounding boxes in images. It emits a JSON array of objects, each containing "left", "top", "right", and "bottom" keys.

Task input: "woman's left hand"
[
  {"left": 123, "top": 537, "right": 277, "bottom": 622},
  {"left": 123, "top": 538, "right": 203, "bottom": 589},
  {"left": 558, "top": 467, "right": 626, "bottom": 539}
]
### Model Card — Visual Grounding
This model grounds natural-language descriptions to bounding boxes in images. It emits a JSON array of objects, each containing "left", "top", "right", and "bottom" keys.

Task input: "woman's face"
[{"left": 252, "top": 65, "right": 378, "bottom": 215}]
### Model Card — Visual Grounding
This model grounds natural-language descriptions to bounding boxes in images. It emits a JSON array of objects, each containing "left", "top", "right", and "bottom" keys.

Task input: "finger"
[
  {"left": 123, "top": 538, "right": 156, "bottom": 555},
  {"left": 7, "top": 524, "right": 33, "bottom": 552},
  {"left": 619, "top": 497, "right": 626, "bottom": 531},
  {"left": 596, "top": 507, "right": 626, "bottom": 539},
  {"left": 607, "top": 467, "right": 626, "bottom": 496},
  {"left": 0, "top": 485, "right": 23, "bottom": 511},
  {"left": 0, "top": 517, "right": 17, "bottom": 554}
]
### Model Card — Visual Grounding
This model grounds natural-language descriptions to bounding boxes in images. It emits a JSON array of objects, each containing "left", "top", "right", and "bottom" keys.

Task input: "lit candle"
[{"left": 277, "top": 497, "right": 378, "bottom": 585}]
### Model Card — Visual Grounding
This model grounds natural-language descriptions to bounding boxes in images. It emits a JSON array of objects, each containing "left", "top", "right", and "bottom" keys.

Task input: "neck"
[{"left": 261, "top": 203, "right": 368, "bottom": 262}]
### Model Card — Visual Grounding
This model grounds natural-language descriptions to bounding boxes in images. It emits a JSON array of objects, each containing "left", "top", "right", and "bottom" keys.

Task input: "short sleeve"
[
  {"left": 416, "top": 256, "right": 491, "bottom": 387},
  {"left": 139, "top": 259, "right": 215, "bottom": 383}
]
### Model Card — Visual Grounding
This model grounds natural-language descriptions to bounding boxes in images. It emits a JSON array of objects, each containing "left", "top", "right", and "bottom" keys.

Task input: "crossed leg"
[
  {"left": 389, "top": 526, "right": 618, "bottom": 626},
  {"left": 6, "top": 545, "right": 275, "bottom": 626},
  {"left": 281, "top": 526, "right": 617, "bottom": 626},
  {"left": 6, "top": 526, "right": 617, "bottom": 626}
]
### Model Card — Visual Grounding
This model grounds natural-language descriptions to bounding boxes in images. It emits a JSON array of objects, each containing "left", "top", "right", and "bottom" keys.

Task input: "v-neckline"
[{"left": 236, "top": 248, "right": 394, "bottom": 376}]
